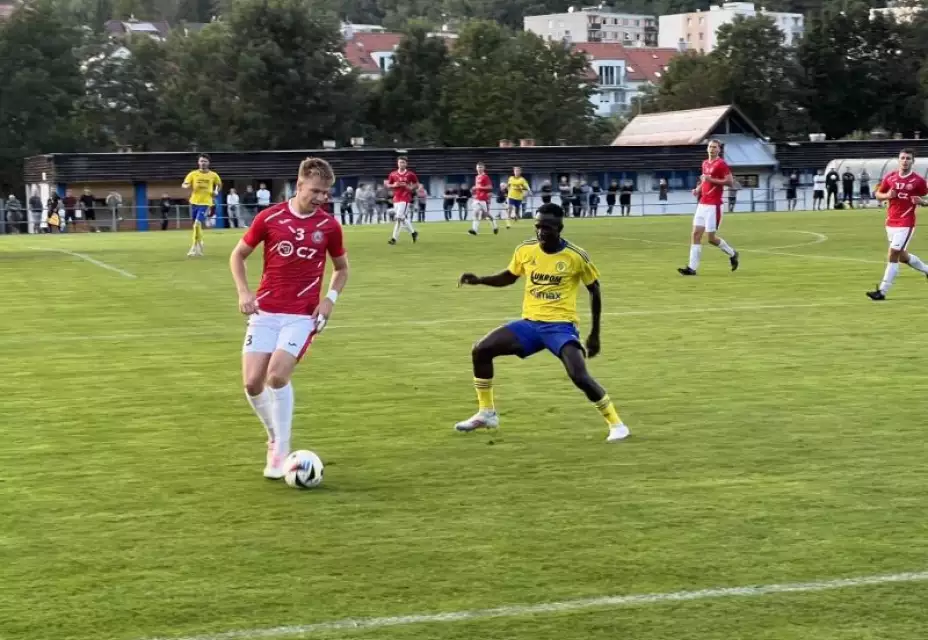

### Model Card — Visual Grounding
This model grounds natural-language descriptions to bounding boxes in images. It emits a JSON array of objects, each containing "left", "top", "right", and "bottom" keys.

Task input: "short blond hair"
[{"left": 299, "top": 157, "right": 335, "bottom": 185}]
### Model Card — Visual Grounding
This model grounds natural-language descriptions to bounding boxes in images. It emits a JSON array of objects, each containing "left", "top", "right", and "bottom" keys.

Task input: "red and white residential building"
[{"left": 573, "top": 43, "right": 679, "bottom": 116}]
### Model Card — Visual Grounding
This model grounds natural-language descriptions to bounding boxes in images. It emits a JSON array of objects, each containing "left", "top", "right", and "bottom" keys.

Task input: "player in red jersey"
[
  {"left": 866, "top": 148, "right": 928, "bottom": 301},
  {"left": 385, "top": 156, "right": 419, "bottom": 245},
  {"left": 678, "top": 139, "right": 740, "bottom": 275},
  {"left": 468, "top": 162, "right": 498, "bottom": 236},
  {"left": 230, "top": 158, "right": 350, "bottom": 479}
]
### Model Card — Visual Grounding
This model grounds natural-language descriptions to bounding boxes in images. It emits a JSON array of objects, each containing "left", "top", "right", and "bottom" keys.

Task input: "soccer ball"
[{"left": 284, "top": 450, "right": 324, "bottom": 489}]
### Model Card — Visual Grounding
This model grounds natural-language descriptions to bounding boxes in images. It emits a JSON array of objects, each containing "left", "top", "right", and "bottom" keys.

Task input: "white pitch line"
[
  {"left": 610, "top": 230, "right": 884, "bottom": 265},
  {"left": 0, "top": 300, "right": 854, "bottom": 347},
  {"left": 142, "top": 569, "right": 928, "bottom": 640},
  {"left": 29, "top": 247, "right": 137, "bottom": 279}
]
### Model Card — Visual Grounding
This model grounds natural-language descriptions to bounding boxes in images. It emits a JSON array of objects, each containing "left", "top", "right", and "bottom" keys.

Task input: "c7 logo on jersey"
[{"left": 277, "top": 241, "right": 318, "bottom": 260}]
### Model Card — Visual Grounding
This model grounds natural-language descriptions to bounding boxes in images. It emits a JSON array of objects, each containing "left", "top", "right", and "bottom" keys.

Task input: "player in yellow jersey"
[
  {"left": 182, "top": 154, "right": 222, "bottom": 257},
  {"left": 505, "top": 165, "right": 531, "bottom": 229},
  {"left": 455, "top": 203, "right": 630, "bottom": 442}
]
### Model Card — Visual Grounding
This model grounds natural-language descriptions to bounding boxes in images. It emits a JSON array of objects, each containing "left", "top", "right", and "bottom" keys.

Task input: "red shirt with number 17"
[
  {"left": 242, "top": 201, "right": 346, "bottom": 315},
  {"left": 879, "top": 171, "right": 928, "bottom": 228},
  {"left": 699, "top": 157, "right": 730, "bottom": 206}
]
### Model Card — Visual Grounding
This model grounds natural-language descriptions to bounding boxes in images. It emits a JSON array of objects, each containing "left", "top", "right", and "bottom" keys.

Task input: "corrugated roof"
[
  {"left": 713, "top": 134, "right": 777, "bottom": 167},
  {"left": 612, "top": 105, "right": 763, "bottom": 146}
]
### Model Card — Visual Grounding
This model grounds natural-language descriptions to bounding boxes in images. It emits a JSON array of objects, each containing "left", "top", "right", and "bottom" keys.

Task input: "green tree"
[
  {"left": 221, "top": 0, "right": 362, "bottom": 149},
  {"left": 0, "top": 1, "right": 87, "bottom": 189},
  {"left": 370, "top": 24, "right": 450, "bottom": 145},
  {"left": 713, "top": 15, "right": 806, "bottom": 139},
  {"left": 637, "top": 52, "right": 731, "bottom": 114},
  {"left": 440, "top": 21, "right": 595, "bottom": 145}
]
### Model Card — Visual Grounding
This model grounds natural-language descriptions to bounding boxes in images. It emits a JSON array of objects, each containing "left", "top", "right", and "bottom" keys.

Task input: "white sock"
[
  {"left": 391, "top": 221, "right": 401, "bottom": 240},
  {"left": 246, "top": 388, "right": 275, "bottom": 442},
  {"left": 472, "top": 218, "right": 480, "bottom": 233},
  {"left": 490, "top": 217, "right": 498, "bottom": 230},
  {"left": 267, "top": 383, "right": 294, "bottom": 453},
  {"left": 880, "top": 262, "right": 900, "bottom": 294},
  {"left": 688, "top": 244, "right": 702, "bottom": 271},
  {"left": 404, "top": 218, "right": 416, "bottom": 234},
  {"left": 716, "top": 238, "right": 736, "bottom": 257},
  {"left": 907, "top": 254, "right": 928, "bottom": 274}
]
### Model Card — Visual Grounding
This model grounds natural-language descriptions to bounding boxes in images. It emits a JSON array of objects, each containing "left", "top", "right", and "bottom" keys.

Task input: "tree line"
[{"left": 0, "top": 0, "right": 923, "bottom": 192}]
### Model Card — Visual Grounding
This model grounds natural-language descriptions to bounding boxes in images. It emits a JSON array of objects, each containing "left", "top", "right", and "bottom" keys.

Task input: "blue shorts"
[
  {"left": 191, "top": 205, "right": 209, "bottom": 223},
  {"left": 507, "top": 320, "right": 582, "bottom": 358},
  {"left": 508, "top": 199, "right": 523, "bottom": 211}
]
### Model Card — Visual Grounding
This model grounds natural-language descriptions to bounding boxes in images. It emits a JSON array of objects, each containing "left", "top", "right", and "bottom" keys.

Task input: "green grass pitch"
[{"left": 3, "top": 209, "right": 928, "bottom": 640}]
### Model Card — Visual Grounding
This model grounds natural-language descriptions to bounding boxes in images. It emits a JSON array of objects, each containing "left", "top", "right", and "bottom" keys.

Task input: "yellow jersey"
[
  {"left": 184, "top": 170, "right": 222, "bottom": 206},
  {"left": 506, "top": 239, "right": 600, "bottom": 325},
  {"left": 507, "top": 176, "right": 530, "bottom": 201}
]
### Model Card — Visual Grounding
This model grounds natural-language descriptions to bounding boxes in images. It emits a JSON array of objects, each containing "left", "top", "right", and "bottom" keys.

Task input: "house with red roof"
[{"left": 572, "top": 43, "right": 679, "bottom": 117}]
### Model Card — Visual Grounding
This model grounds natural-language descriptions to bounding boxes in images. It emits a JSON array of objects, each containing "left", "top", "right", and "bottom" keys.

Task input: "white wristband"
[{"left": 326, "top": 290, "right": 338, "bottom": 304}]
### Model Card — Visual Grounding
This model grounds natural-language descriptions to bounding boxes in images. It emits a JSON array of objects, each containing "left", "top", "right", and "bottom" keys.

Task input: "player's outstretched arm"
[
  {"left": 585, "top": 281, "right": 602, "bottom": 358},
  {"left": 458, "top": 270, "right": 519, "bottom": 287},
  {"left": 230, "top": 240, "right": 258, "bottom": 314}
]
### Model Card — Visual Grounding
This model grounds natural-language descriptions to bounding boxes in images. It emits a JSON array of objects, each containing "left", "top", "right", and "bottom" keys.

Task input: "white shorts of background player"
[
  {"left": 471, "top": 200, "right": 493, "bottom": 219},
  {"left": 886, "top": 226, "right": 915, "bottom": 251},
  {"left": 243, "top": 312, "right": 318, "bottom": 361},
  {"left": 393, "top": 201, "right": 412, "bottom": 221},
  {"left": 693, "top": 203, "right": 723, "bottom": 233}
]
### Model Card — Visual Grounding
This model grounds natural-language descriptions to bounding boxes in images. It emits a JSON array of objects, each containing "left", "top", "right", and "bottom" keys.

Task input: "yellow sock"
[
  {"left": 474, "top": 377, "right": 495, "bottom": 411},
  {"left": 593, "top": 394, "right": 621, "bottom": 426},
  {"left": 191, "top": 221, "right": 200, "bottom": 246}
]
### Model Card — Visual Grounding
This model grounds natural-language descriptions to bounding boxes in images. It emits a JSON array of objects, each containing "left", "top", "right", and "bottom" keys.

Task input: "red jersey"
[
  {"left": 387, "top": 170, "right": 418, "bottom": 203},
  {"left": 879, "top": 171, "right": 928, "bottom": 227},
  {"left": 474, "top": 173, "right": 492, "bottom": 202},
  {"left": 242, "top": 201, "right": 346, "bottom": 315},
  {"left": 699, "top": 157, "right": 730, "bottom": 206}
]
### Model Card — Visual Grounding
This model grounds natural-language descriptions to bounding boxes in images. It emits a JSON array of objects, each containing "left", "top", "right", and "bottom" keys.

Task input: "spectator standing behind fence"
[
  {"left": 456, "top": 183, "right": 470, "bottom": 220},
  {"left": 812, "top": 169, "right": 826, "bottom": 210},
  {"left": 160, "top": 194, "right": 172, "bottom": 231},
  {"left": 589, "top": 181, "right": 601, "bottom": 216},
  {"left": 606, "top": 180, "right": 618, "bottom": 214},
  {"left": 859, "top": 168, "right": 871, "bottom": 207},
  {"left": 558, "top": 177, "right": 571, "bottom": 209},
  {"left": 256, "top": 183, "right": 271, "bottom": 210},
  {"left": 825, "top": 168, "right": 840, "bottom": 208},
  {"left": 443, "top": 186, "right": 455, "bottom": 221},
  {"left": 579, "top": 180, "right": 591, "bottom": 217},
  {"left": 619, "top": 180, "right": 633, "bottom": 216},
  {"left": 786, "top": 171, "right": 799, "bottom": 211},
  {"left": 841, "top": 168, "right": 855, "bottom": 208},
  {"left": 540, "top": 180, "right": 552, "bottom": 204},
  {"left": 227, "top": 188, "right": 241, "bottom": 228},
  {"left": 355, "top": 183, "right": 375, "bottom": 224},
  {"left": 415, "top": 184, "right": 427, "bottom": 223},
  {"left": 106, "top": 191, "right": 122, "bottom": 230},
  {"left": 80, "top": 187, "right": 96, "bottom": 232},
  {"left": 5, "top": 194, "right": 22, "bottom": 234},
  {"left": 728, "top": 179, "right": 739, "bottom": 213},
  {"left": 46, "top": 193, "right": 61, "bottom": 232},
  {"left": 63, "top": 189, "right": 77, "bottom": 231},
  {"left": 241, "top": 185, "right": 257, "bottom": 225},
  {"left": 375, "top": 184, "right": 390, "bottom": 223},
  {"left": 28, "top": 187, "right": 42, "bottom": 234},
  {"left": 340, "top": 186, "right": 355, "bottom": 225}
]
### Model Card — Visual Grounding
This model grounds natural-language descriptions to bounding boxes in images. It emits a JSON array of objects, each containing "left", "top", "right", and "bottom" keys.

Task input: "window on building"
[
  {"left": 636, "top": 33, "right": 641, "bottom": 40},
  {"left": 379, "top": 56, "right": 389, "bottom": 71},
  {"left": 698, "top": 32, "right": 703, "bottom": 40},
  {"left": 687, "top": 17, "right": 692, "bottom": 25},
  {"left": 686, "top": 33, "right": 691, "bottom": 41},
  {"left": 699, "top": 16, "right": 704, "bottom": 23},
  {"left": 734, "top": 174, "right": 759, "bottom": 188},
  {"left": 623, "top": 31, "right": 629, "bottom": 40},
  {"left": 599, "top": 65, "right": 616, "bottom": 85}
]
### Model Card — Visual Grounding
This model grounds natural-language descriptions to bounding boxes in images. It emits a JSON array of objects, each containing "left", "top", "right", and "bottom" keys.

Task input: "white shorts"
[
  {"left": 886, "top": 226, "right": 915, "bottom": 251},
  {"left": 693, "top": 203, "right": 722, "bottom": 232},
  {"left": 243, "top": 312, "right": 318, "bottom": 360},
  {"left": 471, "top": 200, "right": 491, "bottom": 218},
  {"left": 393, "top": 201, "right": 410, "bottom": 221}
]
